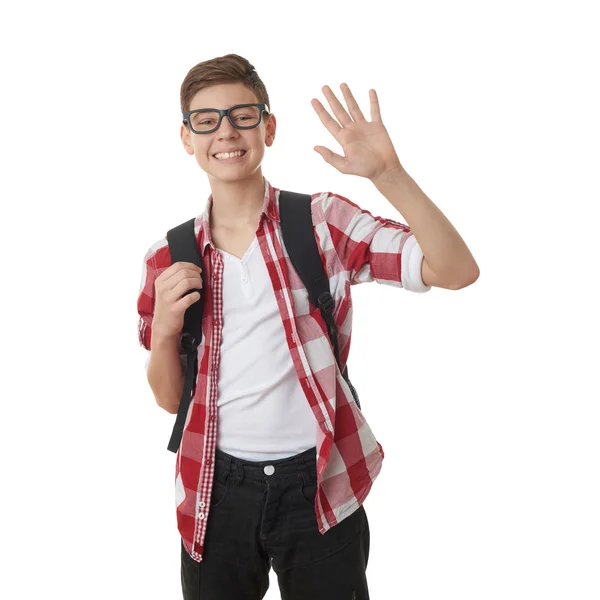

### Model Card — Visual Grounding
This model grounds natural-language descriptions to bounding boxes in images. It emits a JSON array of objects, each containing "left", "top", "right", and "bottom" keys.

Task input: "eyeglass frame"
[{"left": 182, "top": 103, "right": 270, "bottom": 134}]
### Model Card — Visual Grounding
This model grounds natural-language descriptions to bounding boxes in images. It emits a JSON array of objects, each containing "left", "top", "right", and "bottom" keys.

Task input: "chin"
[{"left": 206, "top": 161, "right": 264, "bottom": 181}]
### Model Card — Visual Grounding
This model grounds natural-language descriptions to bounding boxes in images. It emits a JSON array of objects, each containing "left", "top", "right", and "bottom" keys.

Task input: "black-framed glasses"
[{"left": 182, "top": 103, "right": 269, "bottom": 134}]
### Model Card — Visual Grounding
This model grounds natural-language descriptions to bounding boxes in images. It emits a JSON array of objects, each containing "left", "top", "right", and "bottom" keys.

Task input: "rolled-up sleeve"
[
  {"left": 137, "top": 245, "right": 187, "bottom": 370},
  {"left": 400, "top": 233, "right": 432, "bottom": 293},
  {"left": 137, "top": 247, "right": 156, "bottom": 351},
  {"left": 319, "top": 192, "right": 432, "bottom": 293}
]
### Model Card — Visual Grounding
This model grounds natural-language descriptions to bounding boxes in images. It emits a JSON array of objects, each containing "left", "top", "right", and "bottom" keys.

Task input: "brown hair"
[{"left": 180, "top": 54, "right": 271, "bottom": 126}]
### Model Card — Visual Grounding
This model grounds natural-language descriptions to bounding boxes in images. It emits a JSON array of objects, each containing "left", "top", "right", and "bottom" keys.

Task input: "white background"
[{"left": 1, "top": 0, "right": 599, "bottom": 598}]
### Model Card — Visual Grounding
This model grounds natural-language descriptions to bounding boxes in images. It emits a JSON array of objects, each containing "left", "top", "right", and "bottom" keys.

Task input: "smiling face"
[{"left": 180, "top": 82, "right": 276, "bottom": 185}]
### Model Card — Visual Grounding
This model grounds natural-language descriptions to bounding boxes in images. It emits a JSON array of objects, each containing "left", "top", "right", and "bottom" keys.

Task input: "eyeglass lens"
[{"left": 190, "top": 105, "right": 261, "bottom": 133}]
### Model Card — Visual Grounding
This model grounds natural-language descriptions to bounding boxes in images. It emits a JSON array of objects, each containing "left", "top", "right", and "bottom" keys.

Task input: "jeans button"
[{"left": 263, "top": 465, "right": 275, "bottom": 476}]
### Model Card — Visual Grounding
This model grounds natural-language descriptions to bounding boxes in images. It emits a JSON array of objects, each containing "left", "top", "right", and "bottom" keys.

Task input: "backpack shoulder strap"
[
  {"left": 165, "top": 217, "right": 206, "bottom": 453},
  {"left": 279, "top": 190, "right": 360, "bottom": 409},
  {"left": 166, "top": 217, "right": 204, "bottom": 347},
  {"left": 278, "top": 191, "right": 331, "bottom": 316}
]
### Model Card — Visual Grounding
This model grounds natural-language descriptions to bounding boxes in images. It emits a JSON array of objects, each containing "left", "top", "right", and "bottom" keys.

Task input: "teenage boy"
[{"left": 137, "top": 54, "right": 479, "bottom": 600}]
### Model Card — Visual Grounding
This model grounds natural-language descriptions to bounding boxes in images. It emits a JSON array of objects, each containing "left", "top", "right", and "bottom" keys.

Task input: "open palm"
[{"left": 311, "top": 84, "right": 403, "bottom": 181}]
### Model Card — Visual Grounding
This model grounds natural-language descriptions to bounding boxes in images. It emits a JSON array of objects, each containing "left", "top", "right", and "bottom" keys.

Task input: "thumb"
[{"left": 314, "top": 146, "right": 347, "bottom": 173}]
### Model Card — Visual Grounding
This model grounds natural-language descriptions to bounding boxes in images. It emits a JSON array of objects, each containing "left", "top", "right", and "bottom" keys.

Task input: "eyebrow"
[{"left": 191, "top": 104, "right": 254, "bottom": 112}]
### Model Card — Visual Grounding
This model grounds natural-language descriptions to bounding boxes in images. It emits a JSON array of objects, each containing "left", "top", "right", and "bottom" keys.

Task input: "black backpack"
[{"left": 165, "top": 190, "right": 360, "bottom": 453}]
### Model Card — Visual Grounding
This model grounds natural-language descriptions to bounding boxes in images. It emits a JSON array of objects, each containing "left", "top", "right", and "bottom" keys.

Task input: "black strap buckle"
[
  {"left": 181, "top": 332, "right": 198, "bottom": 353},
  {"left": 316, "top": 291, "right": 334, "bottom": 313}
]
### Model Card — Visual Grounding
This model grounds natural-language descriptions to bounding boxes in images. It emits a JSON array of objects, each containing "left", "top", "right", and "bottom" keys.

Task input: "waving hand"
[{"left": 311, "top": 84, "right": 403, "bottom": 181}]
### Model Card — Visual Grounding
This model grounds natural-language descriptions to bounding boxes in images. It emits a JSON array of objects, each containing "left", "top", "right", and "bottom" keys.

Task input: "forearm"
[
  {"left": 372, "top": 166, "right": 479, "bottom": 284},
  {"left": 147, "top": 333, "right": 184, "bottom": 414}
]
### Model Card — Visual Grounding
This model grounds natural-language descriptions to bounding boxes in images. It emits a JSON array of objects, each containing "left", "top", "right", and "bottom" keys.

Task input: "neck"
[{"left": 208, "top": 171, "right": 266, "bottom": 230}]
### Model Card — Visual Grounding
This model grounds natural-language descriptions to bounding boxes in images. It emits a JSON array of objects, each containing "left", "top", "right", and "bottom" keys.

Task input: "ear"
[
  {"left": 180, "top": 123, "right": 195, "bottom": 155},
  {"left": 265, "top": 113, "right": 277, "bottom": 147}
]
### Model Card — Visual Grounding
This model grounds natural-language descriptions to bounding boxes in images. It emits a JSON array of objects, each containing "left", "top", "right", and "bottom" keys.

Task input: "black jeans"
[{"left": 181, "top": 446, "right": 370, "bottom": 600}]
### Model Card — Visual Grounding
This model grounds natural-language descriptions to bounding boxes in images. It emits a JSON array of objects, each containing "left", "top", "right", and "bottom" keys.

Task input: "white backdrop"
[{"left": 1, "top": 1, "right": 599, "bottom": 598}]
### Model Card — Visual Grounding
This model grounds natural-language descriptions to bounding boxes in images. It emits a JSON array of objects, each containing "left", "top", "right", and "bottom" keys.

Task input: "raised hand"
[{"left": 311, "top": 83, "right": 403, "bottom": 182}]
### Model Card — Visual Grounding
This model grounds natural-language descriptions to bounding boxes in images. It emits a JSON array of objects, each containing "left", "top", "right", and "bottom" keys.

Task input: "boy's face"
[{"left": 180, "top": 82, "right": 276, "bottom": 183}]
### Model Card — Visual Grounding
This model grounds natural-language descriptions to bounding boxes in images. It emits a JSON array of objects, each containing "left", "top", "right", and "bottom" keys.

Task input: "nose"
[{"left": 217, "top": 115, "right": 239, "bottom": 140}]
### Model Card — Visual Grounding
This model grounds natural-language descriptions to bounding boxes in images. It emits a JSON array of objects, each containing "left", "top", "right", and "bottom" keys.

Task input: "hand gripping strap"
[{"left": 165, "top": 218, "right": 205, "bottom": 453}]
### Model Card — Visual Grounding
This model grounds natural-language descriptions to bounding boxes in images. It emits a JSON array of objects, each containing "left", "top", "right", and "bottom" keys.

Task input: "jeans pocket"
[
  {"left": 210, "top": 477, "right": 230, "bottom": 509},
  {"left": 298, "top": 473, "right": 318, "bottom": 508}
]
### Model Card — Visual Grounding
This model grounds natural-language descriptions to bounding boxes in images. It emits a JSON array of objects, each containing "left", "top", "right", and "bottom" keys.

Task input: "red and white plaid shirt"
[{"left": 137, "top": 177, "right": 431, "bottom": 561}]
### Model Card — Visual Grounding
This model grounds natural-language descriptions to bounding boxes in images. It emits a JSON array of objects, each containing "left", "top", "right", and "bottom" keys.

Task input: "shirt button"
[
  {"left": 242, "top": 277, "right": 248, "bottom": 283},
  {"left": 199, "top": 501, "right": 206, "bottom": 508},
  {"left": 199, "top": 512, "right": 205, "bottom": 520}
]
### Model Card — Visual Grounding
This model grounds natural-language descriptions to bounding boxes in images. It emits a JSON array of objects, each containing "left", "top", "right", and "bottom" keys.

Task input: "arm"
[
  {"left": 146, "top": 333, "right": 183, "bottom": 414},
  {"left": 137, "top": 247, "right": 193, "bottom": 414},
  {"left": 311, "top": 83, "right": 479, "bottom": 290},
  {"left": 372, "top": 166, "right": 480, "bottom": 290}
]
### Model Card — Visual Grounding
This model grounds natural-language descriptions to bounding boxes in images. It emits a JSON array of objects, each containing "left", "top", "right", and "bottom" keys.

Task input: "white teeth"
[{"left": 214, "top": 150, "right": 245, "bottom": 159}]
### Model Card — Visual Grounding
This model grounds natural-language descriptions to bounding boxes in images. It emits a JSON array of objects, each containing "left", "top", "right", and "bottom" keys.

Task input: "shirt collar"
[{"left": 199, "top": 176, "right": 280, "bottom": 257}]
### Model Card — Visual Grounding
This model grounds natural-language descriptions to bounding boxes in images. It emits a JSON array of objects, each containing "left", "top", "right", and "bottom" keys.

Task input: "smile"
[{"left": 212, "top": 150, "right": 248, "bottom": 162}]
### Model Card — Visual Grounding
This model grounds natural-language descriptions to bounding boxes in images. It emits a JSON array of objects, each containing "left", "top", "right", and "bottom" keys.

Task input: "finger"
[
  {"left": 183, "top": 291, "right": 201, "bottom": 306},
  {"left": 321, "top": 85, "right": 353, "bottom": 126},
  {"left": 176, "top": 271, "right": 203, "bottom": 291},
  {"left": 314, "top": 145, "right": 349, "bottom": 174},
  {"left": 156, "top": 261, "right": 202, "bottom": 283},
  {"left": 176, "top": 261, "right": 202, "bottom": 272},
  {"left": 340, "top": 83, "right": 366, "bottom": 122},
  {"left": 168, "top": 275, "right": 203, "bottom": 304},
  {"left": 168, "top": 268, "right": 202, "bottom": 287},
  {"left": 369, "top": 89, "right": 382, "bottom": 122},
  {"left": 174, "top": 289, "right": 201, "bottom": 312},
  {"left": 311, "top": 98, "right": 342, "bottom": 138},
  {"left": 159, "top": 268, "right": 202, "bottom": 295}
]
